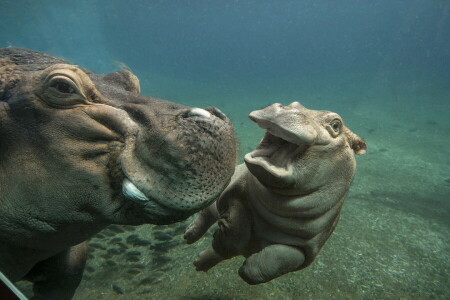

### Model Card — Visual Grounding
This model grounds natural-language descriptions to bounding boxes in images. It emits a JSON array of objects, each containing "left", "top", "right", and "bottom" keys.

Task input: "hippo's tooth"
[
  {"left": 187, "top": 108, "right": 212, "bottom": 118},
  {"left": 122, "top": 179, "right": 149, "bottom": 202}
]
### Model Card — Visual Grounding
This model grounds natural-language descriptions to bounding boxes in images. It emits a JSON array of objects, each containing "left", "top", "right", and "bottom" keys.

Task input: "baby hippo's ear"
[{"left": 344, "top": 127, "right": 367, "bottom": 155}]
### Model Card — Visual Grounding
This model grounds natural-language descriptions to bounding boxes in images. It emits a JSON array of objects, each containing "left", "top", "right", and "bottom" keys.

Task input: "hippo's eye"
[
  {"left": 50, "top": 79, "right": 75, "bottom": 94},
  {"left": 48, "top": 76, "right": 78, "bottom": 95},
  {"left": 330, "top": 119, "right": 341, "bottom": 132},
  {"left": 42, "top": 73, "right": 88, "bottom": 107}
]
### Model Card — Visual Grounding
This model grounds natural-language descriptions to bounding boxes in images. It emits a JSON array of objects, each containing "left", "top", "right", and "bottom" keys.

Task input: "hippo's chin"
[
  {"left": 120, "top": 177, "right": 192, "bottom": 224},
  {"left": 244, "top": 131, "right": 306, "bottom": 188}
]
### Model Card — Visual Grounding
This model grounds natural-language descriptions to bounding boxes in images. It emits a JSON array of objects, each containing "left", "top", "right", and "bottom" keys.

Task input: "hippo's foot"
[
  {"left": 194, "top": 248, "right": 225, "bottom": 272},
  {"left": 238, "top": 244, "right": 305, "bottom": 285},
  {"left": 212, "top": 214, "right": 251, "bottom": 258},
  {"left": 210, "top": 196, "right": 252, "bottom": 258},
  {"left": 26, "top": 242, "right": 88, "bottom": 300},
  {"left": 184, "top": 203, "right": 219, "bottom": 244}
]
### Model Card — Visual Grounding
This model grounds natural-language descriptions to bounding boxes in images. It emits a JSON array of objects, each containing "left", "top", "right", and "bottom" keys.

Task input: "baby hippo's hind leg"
[
  {"left": 238, "top": 244, "right": 305, "bottom": 285},
  {"left": 194, "top": 247, "right": 226, "bottom": 272},
  {"left": 212, "top": 197, "right": 251, "bottom": 259},
  {"left": 193, "top": 197, "right": 252, "bottom": 272},
  {"left": 184, "top": 203, "right": 219, "bottom": 244}
]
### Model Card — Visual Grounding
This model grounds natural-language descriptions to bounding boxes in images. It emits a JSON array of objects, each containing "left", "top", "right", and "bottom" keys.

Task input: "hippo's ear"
[
  {"left": 344, "top": 127, "right": 367, "bottom": 155},
  {"left": 102, "top": 69, "right": 140, "bottom": 94}
]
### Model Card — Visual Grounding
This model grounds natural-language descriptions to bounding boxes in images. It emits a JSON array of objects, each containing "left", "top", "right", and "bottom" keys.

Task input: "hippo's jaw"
[
  {"left": 244, "top": 102, "right": 340, "bottom": 189},
  {"left": 244, "top": 130, "right": 306, "bottom": 189},
  {"left": 121, "top": 176, "right": 188, "bottom": 223},
  {"left": 116, "top": 105, "right": 236, "bottom": 225},
  {"left": 244, "top": 102, "right": 317, "bottom": 188}
]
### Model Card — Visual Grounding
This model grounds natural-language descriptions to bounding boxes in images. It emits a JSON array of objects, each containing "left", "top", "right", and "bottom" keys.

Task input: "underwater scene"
[{"left": 0, "top": 0, "right": 449, "bottom": 299}]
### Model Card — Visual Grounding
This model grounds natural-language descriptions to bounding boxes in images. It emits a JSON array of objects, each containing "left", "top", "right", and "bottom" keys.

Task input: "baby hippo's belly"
[{"left": 247, "top": 175, "right": 345, "bottom": 266}]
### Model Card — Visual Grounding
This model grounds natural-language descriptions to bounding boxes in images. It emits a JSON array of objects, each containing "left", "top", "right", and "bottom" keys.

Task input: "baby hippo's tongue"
[{"left": 249, "top": 103, "right": 317, "bottom": 146}]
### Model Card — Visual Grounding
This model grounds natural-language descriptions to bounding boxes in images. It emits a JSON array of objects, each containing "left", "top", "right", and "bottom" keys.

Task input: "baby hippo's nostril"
[
  {"left": 289, "top": 102, "right": 304, "bottom": 110},
  {"left": 185, "top": 108, "right": 212, "bottom": 118}
]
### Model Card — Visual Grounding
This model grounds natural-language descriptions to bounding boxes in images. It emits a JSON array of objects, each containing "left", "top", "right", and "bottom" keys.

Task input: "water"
[{"left": 0, "top": 0, "right": 449, "bottom": 299}]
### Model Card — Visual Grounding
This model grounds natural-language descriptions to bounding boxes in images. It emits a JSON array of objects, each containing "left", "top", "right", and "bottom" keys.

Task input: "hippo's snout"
[
  {"left": 118, "top": 99, "right": 237, "bottom": 224},
  {"left": 249, "top": 102, "right": 318, "bottom": 146}
]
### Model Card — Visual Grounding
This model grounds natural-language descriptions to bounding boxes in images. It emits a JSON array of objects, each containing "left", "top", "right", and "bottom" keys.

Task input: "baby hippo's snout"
[{"left": 248, "top": 102, "right": 319, "bottom": 146}]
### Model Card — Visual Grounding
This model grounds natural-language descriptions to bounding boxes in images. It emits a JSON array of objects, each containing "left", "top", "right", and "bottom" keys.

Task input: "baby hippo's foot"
[
  {"left": 194, "top": 248, "right": 225, "bottom": 272},
  {"left": 184, "top": 204, "right": 218, "bottom": 244},
  {"left": 184, "top": 221, "right": 204, "bottom": 244},
  {"left": 238, "top": 244, "right": 305, "bottom": 285}
]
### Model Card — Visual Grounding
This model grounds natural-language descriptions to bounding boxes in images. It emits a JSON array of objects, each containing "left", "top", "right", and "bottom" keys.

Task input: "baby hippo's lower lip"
[
  {"left": 244, "top": 152, "right": 294, "bottom": 177},
  {"left": 244, "top": 152, "right": 295, "bottom": 189},
  {"left": 243, "top": 130, "right": 307, "bottom": 188},
  {"left": 122, "top": 178, "right": 149, "bottom": 203}
]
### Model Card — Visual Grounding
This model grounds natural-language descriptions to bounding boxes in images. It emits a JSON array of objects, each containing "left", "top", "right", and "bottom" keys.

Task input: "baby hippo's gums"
[{"left": 185, "top": 102, "right": 367, "bottom": 284}]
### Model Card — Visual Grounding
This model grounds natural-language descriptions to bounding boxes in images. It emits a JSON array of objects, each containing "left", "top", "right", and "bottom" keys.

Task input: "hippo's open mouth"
[
  {"left": 244, "top": 130, "right": 307, "bottom": 183},
  {"left": 243, "top": 103, "right": 320, "bottom": 188}
]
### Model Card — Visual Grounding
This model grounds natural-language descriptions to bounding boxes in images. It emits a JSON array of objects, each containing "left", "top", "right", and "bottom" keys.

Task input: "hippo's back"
[{"left": 0, "top": 47, "right": 67, "bottom": 68}]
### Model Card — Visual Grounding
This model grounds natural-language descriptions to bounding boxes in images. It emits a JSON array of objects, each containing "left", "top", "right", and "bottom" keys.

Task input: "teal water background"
[{"left": 1, "top": 1, "right": 449, "bottom": 299}]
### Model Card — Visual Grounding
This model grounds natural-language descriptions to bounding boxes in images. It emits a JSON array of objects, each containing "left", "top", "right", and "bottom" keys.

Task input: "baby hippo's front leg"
[
  {"left": 185, "top": 196, "right": 252, "bottom": 272},
  {"left": 184, "top": 203, "right": 219, "bottom": 245},
  {"left": 239, "top": 244, "right": 305, "bottom": 285}
]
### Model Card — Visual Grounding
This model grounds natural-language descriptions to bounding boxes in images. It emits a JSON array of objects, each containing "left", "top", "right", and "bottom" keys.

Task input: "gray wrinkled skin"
[
  {"left": 185, "top": 102, "right": 366, "bottom": 284},
  {"left": 0, "top": 48, "right": 236, "bottom": 299}
]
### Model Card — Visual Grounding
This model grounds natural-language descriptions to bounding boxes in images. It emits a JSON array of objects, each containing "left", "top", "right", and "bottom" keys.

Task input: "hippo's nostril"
[
  {"left": 184, "top": 108, "right": 212, "bottom": 118},
  {"left": 182, "top": 107, "right": 228, "bottom": 121}
]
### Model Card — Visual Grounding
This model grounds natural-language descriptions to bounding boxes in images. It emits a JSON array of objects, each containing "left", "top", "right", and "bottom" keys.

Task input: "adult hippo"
[{"left": 0, "top": 47, "right": 236, "bottom": 299}]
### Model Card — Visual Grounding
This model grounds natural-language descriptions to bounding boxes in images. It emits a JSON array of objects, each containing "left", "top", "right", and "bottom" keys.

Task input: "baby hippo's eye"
[{"left": 330, "top": 119, "right": 341, "bottom": 132}]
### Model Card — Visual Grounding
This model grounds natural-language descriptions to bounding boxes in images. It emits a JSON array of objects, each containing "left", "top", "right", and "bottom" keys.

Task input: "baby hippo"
[{"left": 184, "top": 102, "right": 367, "bottom": 284}]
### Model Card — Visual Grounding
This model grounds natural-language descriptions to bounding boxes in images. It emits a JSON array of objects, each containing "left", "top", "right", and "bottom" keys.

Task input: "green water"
[
  {"left": 13, "top": 75, "right": 449, "bottom": 299},
  {"left": 1, "top": 0, "right": 449, "bottom": 299}
]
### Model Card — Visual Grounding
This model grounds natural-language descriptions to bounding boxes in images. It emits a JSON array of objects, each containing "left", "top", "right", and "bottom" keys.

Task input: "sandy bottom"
[{"left": 16, "top": 85, "right": 450, "bottom": 299}]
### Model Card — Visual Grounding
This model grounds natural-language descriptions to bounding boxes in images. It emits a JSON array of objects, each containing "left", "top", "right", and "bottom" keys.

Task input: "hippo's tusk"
[{"left": 122, "top": 178, "right": 149, "bottom": 202}]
